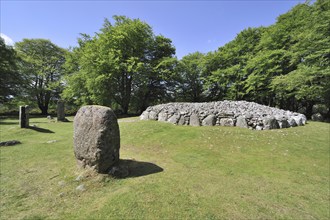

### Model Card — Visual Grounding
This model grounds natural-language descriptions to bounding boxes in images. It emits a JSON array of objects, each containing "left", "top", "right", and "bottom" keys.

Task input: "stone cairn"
[
  {"left": 73, "top": 105, "right": 120, "bottom": 173},
  {"left": 140, "top": 101, "right": 307, "bottom": 130},
  {"left": 19, "top": 105, "right": 29, "bottom": 128}
]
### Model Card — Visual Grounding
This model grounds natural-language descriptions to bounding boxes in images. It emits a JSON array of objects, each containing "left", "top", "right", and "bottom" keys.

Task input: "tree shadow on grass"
[
  {"left": 28, "top": 126, "right": 54, "bottom": 133},
  {"left": 114, "top": 159, "right": 164, "bottom": 178}
]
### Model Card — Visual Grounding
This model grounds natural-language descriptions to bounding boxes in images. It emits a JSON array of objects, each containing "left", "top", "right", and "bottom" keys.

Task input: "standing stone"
[
  {"left": 311, "top": 113, "right": 323, "bottom": 122},
  {"left": 189, "top": 113, "right": 200, "bottom": 126},
  {"left": 140, "top": 111, "right": 149, "bottom": 120},
  {"left": 57, "top": 100, "right": 65, "bottom": 122},
  {"left": 19, "top": 105, "right": 29, "bottom": 128},
  {"left": 288, "top": 118, "right": 298, "bottom": 127},
  {"left": 236, "top": 116, "right": 248, "bottom": 128},
  {"left": 177, "top": 115, "right": 185, "bottom": 125},
  {"left": 74, "top": 105, "right": 120, "bottom": 173},
  {"left": 168, "top": 114, "right": 180, "bottom": 124},
  {"left": 263, "top": 117, "right": 280, "bottom": 130},
  {"left": 278, "top": 119, "right": 290, "bottom": 129},
  {"left": 158, "top": 112, "right": 168, "bottom": 122},
  {"left": 25, "top": 105, "right": 29, "bottom": 127},
  {"left": 148, "top": 111, "right": 158, "bottom": 120},
  {"left": 220, "top": 118, "right": 235, "bottom": 127},
  {"left": 292, "top": 116, "right": 303, "bottom": 126},
  {"left": 202, "top": 114, "right": 216, "bottom": 126}
]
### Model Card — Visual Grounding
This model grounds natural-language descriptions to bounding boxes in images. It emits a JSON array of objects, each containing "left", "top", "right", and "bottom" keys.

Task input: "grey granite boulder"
[
  {"left": 263, "top": 117, "right": 279, "bottom": 130},
  {"left": 158, "top": 112, "right": 168, "bottom": 122},
  {"left": 148, "top": 111, "right": 158, "bottom": 120},
  {"left": 190, "top": 113, "right": 200, "bottom": 126},
  {"left": 220, "top": 118, "right": 235, "bottom": 127},
  {"left": 168, "top": 114, "right": 180, "bottom": 124},
  {"left": 236, "top": 116, "right": 248, "bottom": 128},
  {"left": 74, "top": 105, "right": 120, "bottom": 173},
  {"left": 202, "top": 114, "right": 216, "bottom": 126},
  {"left": 311, "top": 113, "right": 323, "bottom": 122}
]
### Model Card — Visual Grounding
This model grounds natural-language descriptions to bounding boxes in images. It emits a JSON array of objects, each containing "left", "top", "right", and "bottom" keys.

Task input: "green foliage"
[
  {"left": 175, "top": 52, "right": 205, "bottom": 102},
  {"left": 0, "top": 37, "right": 20, "bottom": 103},
  {"left": 15, "top": 39, "right": 66, "bottom": 114},
  {"left": 63, "top": 16, "right": 175, "bottom": 114},
  {"left": 202, "top": 0, "right": 329, "bottom": 118},
  {"left": 203, "top": 27, "right": 265, "bottom": 101},
  {"left": 1, "top": 117, "right": 329, "bottom": 219}
]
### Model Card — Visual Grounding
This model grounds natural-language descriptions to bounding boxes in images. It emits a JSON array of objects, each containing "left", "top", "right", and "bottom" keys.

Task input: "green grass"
[{"left": 0, "top": 116, "right": 329, "bottom": 219}]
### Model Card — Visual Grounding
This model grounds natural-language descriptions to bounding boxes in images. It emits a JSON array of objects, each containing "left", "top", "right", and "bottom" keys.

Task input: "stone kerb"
[
  {"left": 74, "top": 105, "right": 120, "bottom": 173},
  {"left": 140, "top": 101, "right": 307, "bottom": 130}
]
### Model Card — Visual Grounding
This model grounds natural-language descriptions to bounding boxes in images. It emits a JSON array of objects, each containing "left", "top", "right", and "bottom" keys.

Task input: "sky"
[{"left": 1, "top": 0, "right": 306, "bottom": 59}]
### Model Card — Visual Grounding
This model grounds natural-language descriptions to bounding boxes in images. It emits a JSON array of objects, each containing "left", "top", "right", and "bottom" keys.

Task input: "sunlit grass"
[{"left": 0, "top": 116, "right": 329, "bottom": 219}]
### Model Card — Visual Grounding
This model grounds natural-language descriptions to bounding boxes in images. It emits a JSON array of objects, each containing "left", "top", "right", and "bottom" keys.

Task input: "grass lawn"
[{"left": 0, "top": 116, "right": 329, "bottom": 219}]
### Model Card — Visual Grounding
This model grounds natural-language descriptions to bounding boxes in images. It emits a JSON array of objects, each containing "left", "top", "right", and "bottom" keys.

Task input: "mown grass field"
[{"left": 0, "top": 116, "right": 329, "bottom": 219}]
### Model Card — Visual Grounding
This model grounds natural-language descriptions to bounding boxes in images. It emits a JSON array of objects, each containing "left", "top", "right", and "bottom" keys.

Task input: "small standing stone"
[
  {"left": 236, "top": 116, "right": 248, "bottom": 128},
  {"left": 202, "top": 114, "right": 216, "bottom": 126},
  {"left": 57, "top": 100, "right": 66, "bottom": 122},
  {"left": 19, "top": 105, "right": 29, "bottom": 128},
  {"left": 189, "top": 113, "right": 200, "bottom": 126}
]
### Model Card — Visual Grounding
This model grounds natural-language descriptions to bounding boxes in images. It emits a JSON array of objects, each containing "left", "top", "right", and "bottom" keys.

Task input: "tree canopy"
[
  {"left": 63, "top": 16, "right": 175, "bottom": 114},
  {"left": 15, "top": 39, "right": 66, "bottom": 115},
  {"left": 0, "top": 37, "right": 20, "bottom": 103},
  {"left": 1, "top": 0, "right": 329, "bottom": 119}
]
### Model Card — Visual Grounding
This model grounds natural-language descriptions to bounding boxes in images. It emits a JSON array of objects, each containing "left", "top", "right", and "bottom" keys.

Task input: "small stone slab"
[{"left": 0, "top": 140, "right": 21, "bottom": 147}]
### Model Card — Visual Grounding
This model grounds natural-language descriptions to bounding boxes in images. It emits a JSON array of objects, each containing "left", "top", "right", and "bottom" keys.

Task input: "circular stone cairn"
[
  {"left": 74, "top": 105, "right": 120, "bottom": 173},
  {"left": 140, "top": 101, "right": 307, "bottom": 130}
]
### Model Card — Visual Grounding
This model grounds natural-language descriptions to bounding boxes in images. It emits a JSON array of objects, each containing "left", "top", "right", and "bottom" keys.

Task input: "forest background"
[{"left": 1, "top": 0, "right": 329, "bottom": 119}]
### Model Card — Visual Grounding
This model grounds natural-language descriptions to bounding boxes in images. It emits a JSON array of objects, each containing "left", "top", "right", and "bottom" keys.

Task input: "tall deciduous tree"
[
  {"left": 176, "top": 52, "right": 205, "bottom": 102},
  {"left": 0, "top": 37, "right": 20, "bottom": 103},
  {"left": 15, "top": 39, "right": 66, "bottom": 115},
  {"left": 64, "top": 16, "right": 175, "bottom": 114}
]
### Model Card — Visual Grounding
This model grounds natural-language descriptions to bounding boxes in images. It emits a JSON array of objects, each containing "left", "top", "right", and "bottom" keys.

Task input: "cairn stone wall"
[{"left": 140, "top": 101, "right": 307, "bottom": 130}]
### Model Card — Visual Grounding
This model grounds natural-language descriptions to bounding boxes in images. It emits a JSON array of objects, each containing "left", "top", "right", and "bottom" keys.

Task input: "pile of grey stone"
[{"left": 140, "top": 101, "right": 307, "bottom": 130}]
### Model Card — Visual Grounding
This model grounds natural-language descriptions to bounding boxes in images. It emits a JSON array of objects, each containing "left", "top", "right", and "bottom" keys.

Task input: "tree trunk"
[
  {"left": 305, "top": 101, "right": 314, "bottom": 119},
  {"left": 39, "top": 105, "right": 48, "bottom": 115}
]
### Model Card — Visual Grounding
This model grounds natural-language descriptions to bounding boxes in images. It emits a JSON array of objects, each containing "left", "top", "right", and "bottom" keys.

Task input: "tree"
[
  {"left": 203, "top": 27, "right": 265, "bottom": 101},
  {"left": 0, "top": 37, "right": 20, "bottom": 103},
  {"left": 244, "top": 49, "right": 293, "bottom": 106},
  {"left": 175, "top": 52, "right": 205, "bottom": 102},
  {"left": 271, "top": 0, "right": 330, "bottom": 117},
  {"left": 15, "top": 39, "right": 66, "bottom": 115},
  {"left": 64, "top": 16, "right": 175, "bottom": 114}
]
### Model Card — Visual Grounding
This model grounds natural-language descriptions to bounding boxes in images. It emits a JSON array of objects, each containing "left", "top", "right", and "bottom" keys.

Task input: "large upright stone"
[
  {"left": 263, "top": 117, "right": 280, "bottom": 130},
  {"left": 202, "top": 114, "right": 216, "bottom": 126},
  {"left": 74, "top": 105, "right": 120, "bottom": 173},
  {"left": 57, "top": 100, "right": 66, "bottom": 122},
  {"left": 189, "top": 113, "right": 200, "bottom": 126},
  {"left": 236, "top": 116, "right": 248, "bottom": 128},
  {"left": 220, "top": 118, "right": 235, "bottom": 127},
  {"left": 19, "top": 105, "right": 29, "bottom": 128},
  {"left": 158, "top": 112, "right": 168, "bottom": 122},
  {"left": 168, "top": 114, "right": 180, "bottom": 124}
]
